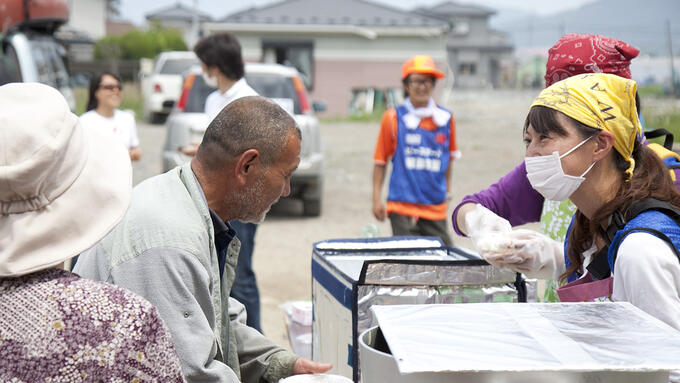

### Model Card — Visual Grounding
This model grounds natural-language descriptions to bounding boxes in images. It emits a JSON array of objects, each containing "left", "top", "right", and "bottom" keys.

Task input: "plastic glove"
[
  {"left": 464, "top": 204, "right": 513, "bottom": 253},
  {"left": 482, "top": 229, "right": 565, "bottom": 280}
]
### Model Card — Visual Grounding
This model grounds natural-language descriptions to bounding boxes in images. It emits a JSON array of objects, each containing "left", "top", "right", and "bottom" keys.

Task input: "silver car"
[{"left": 163, "top": 63, "right": 324, "bottom": 216}]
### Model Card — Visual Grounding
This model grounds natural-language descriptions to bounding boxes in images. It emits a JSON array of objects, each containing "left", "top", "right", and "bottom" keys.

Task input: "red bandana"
[{"left": 544, "top": 33, "right": 639, "bottom": 87}]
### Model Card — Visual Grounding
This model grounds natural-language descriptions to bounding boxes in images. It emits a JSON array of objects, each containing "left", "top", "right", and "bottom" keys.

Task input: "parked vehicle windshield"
[
  {"left": 160, "top": 59, "right": 198, "bottom": 75},
  {"left": 184, "top": 75, "right": 215, "bottom": 113},
  {"left": 0, "top": 44, "right": 21, "bottom": 85},
  {"left": 184, "top": 72, "right": 302, "bottom": 115},
  {"left": 246, "top": 73, "right": 301, "bottom": 114},
  {"left": 29, "top": 36, "right": 70, "bottom": 90}
]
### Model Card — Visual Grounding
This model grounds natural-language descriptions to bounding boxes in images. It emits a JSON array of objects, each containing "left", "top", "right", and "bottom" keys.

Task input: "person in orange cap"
[{"left": 372, "top": 55, "right": 459, "bottom": 244}]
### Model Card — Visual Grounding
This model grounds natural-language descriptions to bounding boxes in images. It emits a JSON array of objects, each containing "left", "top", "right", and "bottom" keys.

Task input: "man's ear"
[
  {"left": 234, "top": 149, "right": 260, "bottom": 184},
  {"left": 592, "top": 130, "right": 615, "bottom": 162}
]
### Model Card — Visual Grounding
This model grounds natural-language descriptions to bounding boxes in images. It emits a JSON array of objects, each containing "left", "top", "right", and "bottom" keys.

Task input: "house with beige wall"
[
  {"left": 144, "top": 0, "right": 513, "bottom": 116},
  {"left": 416, "top": 2, "right": 513, "bottom": 89},
  {"left": 68, "top": 0, "right": 106, "bottom": 40},
  {"left": 203, "top": 0, "right": 450, "bottom": 117}
]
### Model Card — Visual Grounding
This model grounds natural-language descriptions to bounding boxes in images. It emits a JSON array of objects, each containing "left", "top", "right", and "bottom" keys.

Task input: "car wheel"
[
  {"left": 303, "top": 199, "right": 321, "bottom": 217},
  {"left": 149, "top": 112, "right": 166, "bottom": 124}
]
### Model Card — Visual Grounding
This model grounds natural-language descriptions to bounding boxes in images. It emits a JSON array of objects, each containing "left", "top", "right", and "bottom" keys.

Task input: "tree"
[
  {"left": 106, "top": 0, "right": 121, "bottom": 20},
  {"left": 94, "top": 27, "right": 187, "bottom": 60}
]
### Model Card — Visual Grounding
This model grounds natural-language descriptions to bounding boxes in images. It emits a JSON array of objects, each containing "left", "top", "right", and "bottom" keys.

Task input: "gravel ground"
[{"left": 132, "top": 89, "right": 551, "bottom": 353}]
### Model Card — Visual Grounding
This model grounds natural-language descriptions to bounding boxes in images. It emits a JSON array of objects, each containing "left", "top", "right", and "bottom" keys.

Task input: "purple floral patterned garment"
[{"left": 0, "top": 268, "right": 185, "bottom": 382}]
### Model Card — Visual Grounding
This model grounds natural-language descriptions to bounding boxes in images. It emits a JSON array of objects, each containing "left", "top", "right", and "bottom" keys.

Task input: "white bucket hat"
[{"left": 0, "top": 83, "right": 132, "bottom": 276}]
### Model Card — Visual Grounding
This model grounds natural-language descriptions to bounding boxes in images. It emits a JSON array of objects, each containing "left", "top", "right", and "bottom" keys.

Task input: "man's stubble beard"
[{"left": 229, "top": 175, "right": 276, "bottom": 224}]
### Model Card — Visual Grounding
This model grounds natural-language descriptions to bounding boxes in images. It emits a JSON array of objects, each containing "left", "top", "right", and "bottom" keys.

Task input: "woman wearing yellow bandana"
[{"left": 520, "top": 74, "right": 680, "bottom": 336}]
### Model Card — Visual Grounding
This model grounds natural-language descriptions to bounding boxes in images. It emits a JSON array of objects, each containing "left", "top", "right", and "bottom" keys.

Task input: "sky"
[{"left": 118, "top": 0, "right": 597, "bottom": 26}]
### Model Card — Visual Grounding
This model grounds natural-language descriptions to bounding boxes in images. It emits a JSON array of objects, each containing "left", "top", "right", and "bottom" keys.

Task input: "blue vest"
[
  {"left": 564, "top": 210, "right": 680, "bottom": 282},
  {"left": 387, "top": 104, "right": 451, "bottom": 206}
]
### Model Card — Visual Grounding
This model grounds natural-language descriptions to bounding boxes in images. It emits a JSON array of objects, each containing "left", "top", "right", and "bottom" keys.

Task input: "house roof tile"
[{"left": 221, "top": 0, "right": 447, "bottom": 27}]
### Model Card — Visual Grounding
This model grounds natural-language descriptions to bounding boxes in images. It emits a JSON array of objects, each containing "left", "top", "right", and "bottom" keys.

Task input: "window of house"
[
  {"left": 459, "top": 63, "right": 477, "bottom": 76},
  {"left": 452, "top": 21, "right": 470, "bottom": 35},
  {"left": 262, "top": 41, "right": 314, "bottom": 90}
]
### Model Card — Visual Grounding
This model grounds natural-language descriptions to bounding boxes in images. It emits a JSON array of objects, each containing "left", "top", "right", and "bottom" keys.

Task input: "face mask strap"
[
  {"left": 559, "top": 134, "right": 596, "bottom": 159},
  {"left": 579, "top": 161, "right": 597, "bottom": 178}
]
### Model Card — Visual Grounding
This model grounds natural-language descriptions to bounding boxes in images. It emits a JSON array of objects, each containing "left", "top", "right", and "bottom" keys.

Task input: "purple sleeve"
[{"left": 452, "top": 161, "right": 544, "bottom": 236}]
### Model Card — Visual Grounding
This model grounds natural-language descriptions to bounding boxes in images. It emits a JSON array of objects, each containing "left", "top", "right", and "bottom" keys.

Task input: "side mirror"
[{"left": 312, "top": 100, "right": 327, "bottom": 113}]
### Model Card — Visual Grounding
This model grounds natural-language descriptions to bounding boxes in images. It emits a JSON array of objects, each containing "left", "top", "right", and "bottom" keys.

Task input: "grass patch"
[
  {"left": 638, "top": 84, "right": 666, "bottom": 98},
  {"left": 73, "top": 86, "right": 88, "bottom": 115},
  {"left": 321, "top": 108, "right": 385, "bottom": 123},
  {"left": 73, "top": 81, "right": 143, "bottom": 120},
  {"left": 642, "top": 107, "right": 680, "bottom": 144}
]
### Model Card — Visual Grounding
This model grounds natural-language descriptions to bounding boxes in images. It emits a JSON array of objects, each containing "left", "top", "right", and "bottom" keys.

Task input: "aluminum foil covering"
[
  {"left": 361, "top": 262, "right": 517, "bottom": 286},
  {"left": 356, "top": 284, "right": 521, "bottom": 339}
]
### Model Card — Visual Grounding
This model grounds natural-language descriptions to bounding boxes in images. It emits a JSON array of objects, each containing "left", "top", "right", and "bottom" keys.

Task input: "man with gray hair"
[{"left": 75, "top": 96, "right": 331, "bottom": 382}]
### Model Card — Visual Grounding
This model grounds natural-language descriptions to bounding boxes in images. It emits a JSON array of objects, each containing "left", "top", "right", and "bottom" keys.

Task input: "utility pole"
[
  {"left": 528, "top": 14, "right": 534, "bottom": 47},
  {"left": 667, "top": 19, "right": 676, "bottom": 96},
  {"left": 190, "top": 0, "right": 200, "bottom": 49}
]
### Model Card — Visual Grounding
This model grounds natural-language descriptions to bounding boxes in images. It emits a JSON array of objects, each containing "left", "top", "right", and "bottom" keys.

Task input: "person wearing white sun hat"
[{"left": 0, "top": 82, "right": 184, "bottom": 381}]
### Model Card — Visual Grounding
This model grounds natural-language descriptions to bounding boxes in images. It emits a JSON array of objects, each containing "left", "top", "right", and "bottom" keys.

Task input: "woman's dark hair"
[
  {"left": 86, "top": 72, "right": 121, "bottom": 111},
  {"left": 525, "top": 102, "right": 680, "bottom": 283},
  {"left": 402, "top": 74, "right": 436, "bottom": 99},
  {"left": 193, "top": 33, "right": 244, "bottom": 81}
]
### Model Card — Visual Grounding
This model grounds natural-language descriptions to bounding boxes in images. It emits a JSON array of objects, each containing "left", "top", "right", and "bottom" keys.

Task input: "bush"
[{"left": 95, "top": 26, "right": 187, "bottom": 60}]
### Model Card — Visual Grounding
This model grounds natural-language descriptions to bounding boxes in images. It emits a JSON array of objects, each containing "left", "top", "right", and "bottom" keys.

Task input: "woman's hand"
[
  {"left": 482, "top": 229, "right": 565, "bottom": 280},
  {"left": 465, "top": 204, "right": 512, "bottom": 251}
]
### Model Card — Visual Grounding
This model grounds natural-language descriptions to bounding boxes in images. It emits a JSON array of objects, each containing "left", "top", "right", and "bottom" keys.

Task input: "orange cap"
[{"left": 402, "top": 55, "right": 445, "bottom": 79}]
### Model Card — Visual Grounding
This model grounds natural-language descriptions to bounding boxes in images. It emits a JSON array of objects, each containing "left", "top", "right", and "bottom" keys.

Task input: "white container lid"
[
  {"left": 279, "top": 374, "right": 352, "bottom": 383},
  {"left": 371, "top": 302, "right": 680, "bottom": 374}
]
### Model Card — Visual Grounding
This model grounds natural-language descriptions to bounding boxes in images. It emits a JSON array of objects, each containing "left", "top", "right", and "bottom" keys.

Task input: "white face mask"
[
  {"left": 202, "top": 72, "right": 218, "bottom": 88},
  {"left": 525, "top": 136, "right": 596, "bottom": 201}
]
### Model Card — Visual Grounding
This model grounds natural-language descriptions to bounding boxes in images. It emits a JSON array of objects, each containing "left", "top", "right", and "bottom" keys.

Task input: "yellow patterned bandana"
[{"left": 531, "top": 73, "right": 641, "bottom": 179}]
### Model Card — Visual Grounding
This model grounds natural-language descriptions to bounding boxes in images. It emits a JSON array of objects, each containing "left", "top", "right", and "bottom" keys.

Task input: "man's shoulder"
[
  {"left": 102, "top": 169, "right": 211, "bottom": 262},
  {"left": 71, "top": 272, "right": 157, "bottom": 311},
  {"left": 239, "top": 80, "right": 258, "bottom": 97},
  {"left": 131, "top": 170, "right": 206, "bottom": 231},
  {"left": 206, "top": 89, "right": 221, "bottom": 103},
  {"left": 205, "top": 90, "right": 225, "bottom": 118}
]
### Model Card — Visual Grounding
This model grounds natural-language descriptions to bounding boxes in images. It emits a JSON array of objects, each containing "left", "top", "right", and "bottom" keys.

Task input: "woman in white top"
[{"left": 80, "top": 72, "right": 142, "bottom": 162}]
